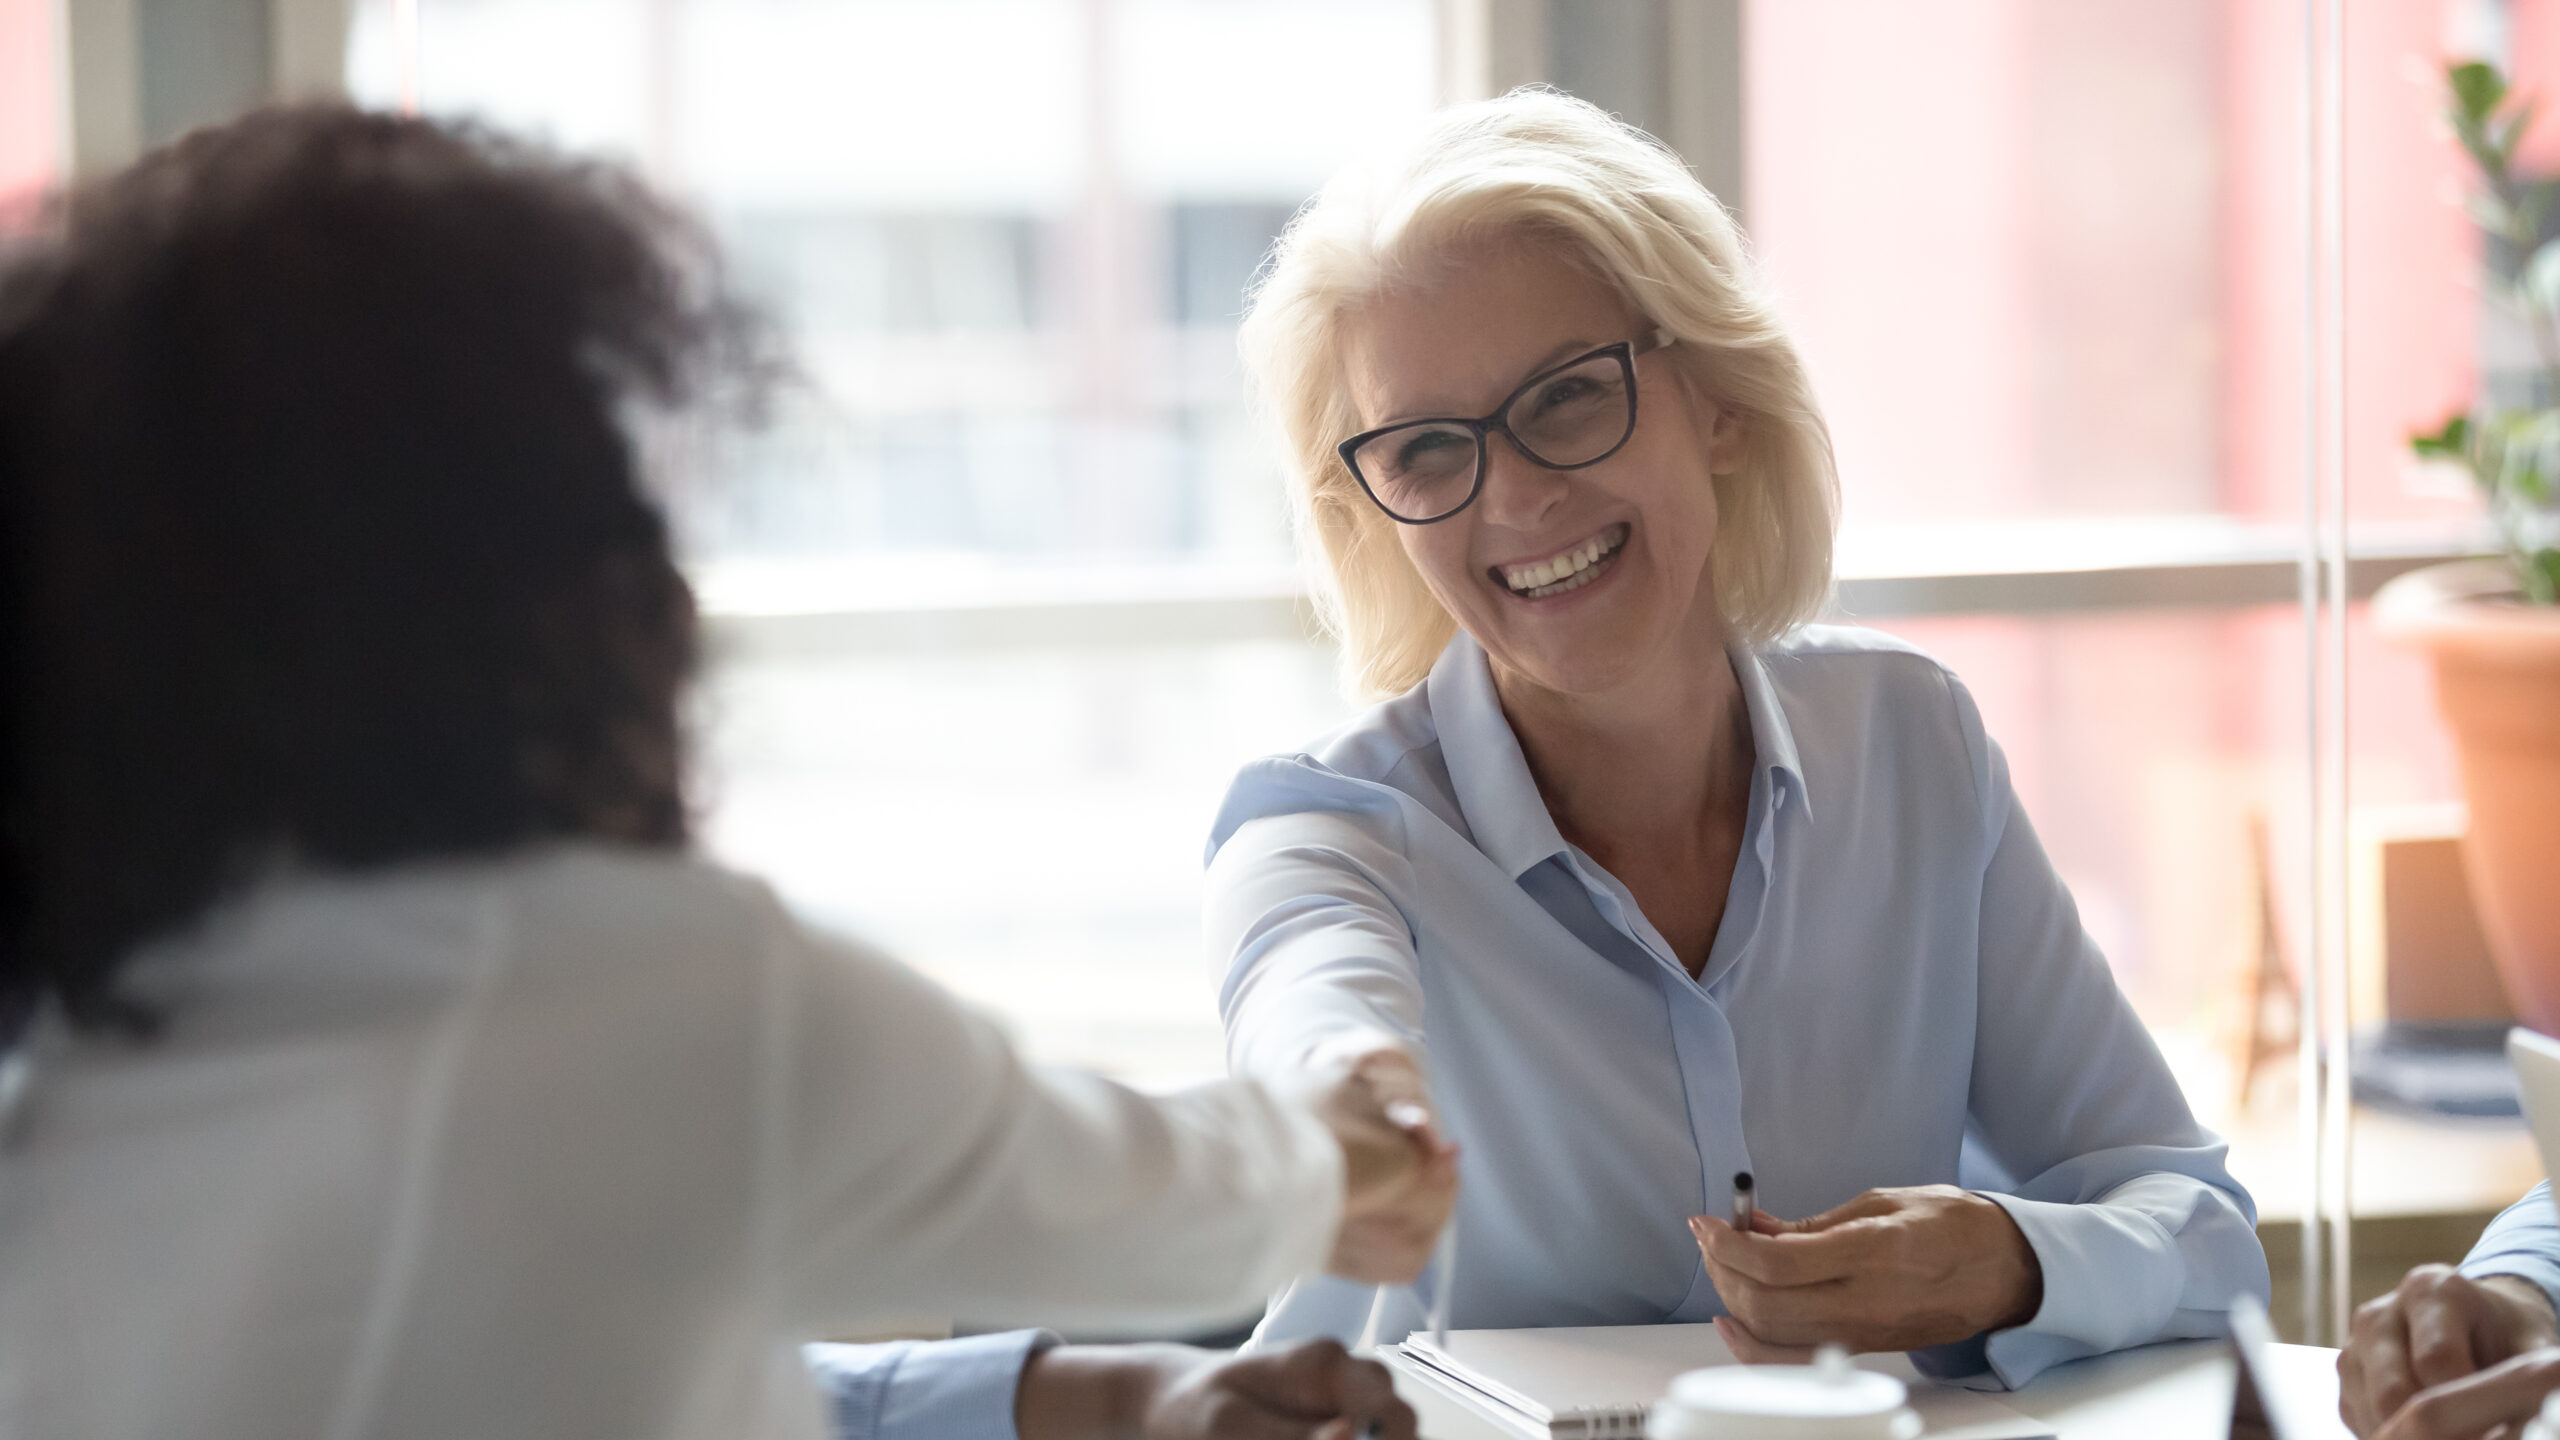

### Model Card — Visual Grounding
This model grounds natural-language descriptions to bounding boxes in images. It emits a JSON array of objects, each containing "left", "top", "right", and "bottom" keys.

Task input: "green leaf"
[
  {"left": 2520, "top": 180, "right": 2559, "bottom": 243},
  {"left": 2499, "top": 411, "right": 2560, "bottom": 504},
  {"left": 2452, "top": 61, "right": 2509, "bottom": 127},
  {"left": 2513, "top": 455, "right": 2549, "bottom": 503},
  {"left": 2525, "top": 238, "right": 2560, "bottom": 319},
  {"left": 2493, "top": 115, "right": 2530, "bottom": 175},
  {"left": 2527, "top": 547, "right": 2560, "bottom": 604},
  {"left": 2495, "top": 108, "right": 2538, "bottom": 171},
  {"left": 2411, "top": 412, "right": 2475, "bottom": 459},
  {"left": 2457, "top": 125, "right": 2511, "bottom": 187},
  {"left": 2466, "top": 191, "right": 2517, "bottom": 236}
]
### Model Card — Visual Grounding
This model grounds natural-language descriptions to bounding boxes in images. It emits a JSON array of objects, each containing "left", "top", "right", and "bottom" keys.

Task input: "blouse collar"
[{"left": 1424, "top": 629, "right": 1810, "bottom": 882}]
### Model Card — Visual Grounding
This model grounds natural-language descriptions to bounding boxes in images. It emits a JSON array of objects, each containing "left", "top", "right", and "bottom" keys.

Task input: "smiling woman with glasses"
[{"left": 1205, "top": 89, "right": 2270, "bottom": 1385}]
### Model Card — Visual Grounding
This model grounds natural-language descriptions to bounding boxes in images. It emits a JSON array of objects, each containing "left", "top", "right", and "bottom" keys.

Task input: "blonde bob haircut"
[{"left": 1240, "top": 88, "right": 1839, "bottom": 700}]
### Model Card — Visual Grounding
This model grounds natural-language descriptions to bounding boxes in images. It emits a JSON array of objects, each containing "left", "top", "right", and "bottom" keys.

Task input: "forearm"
[
  {"left": 1016, "top": 1346, "right": 1205, "bottom": 1440},
  {"left": 2475, "top": 1275, "right": 2560, "bottom": 1337}
]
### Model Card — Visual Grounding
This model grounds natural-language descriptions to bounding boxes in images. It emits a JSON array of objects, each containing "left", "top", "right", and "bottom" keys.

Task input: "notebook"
[{"left": 1379, "top": 1324, "right": 2055, "bottom": 1440}]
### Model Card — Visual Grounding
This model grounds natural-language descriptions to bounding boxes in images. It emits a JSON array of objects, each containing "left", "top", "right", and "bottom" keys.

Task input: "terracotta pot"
[{"left": 2379, "top": 560, "right": 2560, "bottom": 1036}]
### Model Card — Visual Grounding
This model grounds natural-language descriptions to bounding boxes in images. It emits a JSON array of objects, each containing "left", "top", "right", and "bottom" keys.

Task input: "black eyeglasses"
[{"left": 1336, "top": 330, "right": 1676, "bottom": 525}]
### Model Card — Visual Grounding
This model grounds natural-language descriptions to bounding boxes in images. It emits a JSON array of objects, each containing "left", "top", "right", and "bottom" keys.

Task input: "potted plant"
[{"left": 2377, "top": 59, "right": 2560, "bottom": 1033}]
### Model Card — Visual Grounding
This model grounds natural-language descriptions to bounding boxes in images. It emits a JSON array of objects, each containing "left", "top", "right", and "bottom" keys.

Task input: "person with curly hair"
[{"left": 0, "top": 106, "right": 1452, "bottom": 1440}]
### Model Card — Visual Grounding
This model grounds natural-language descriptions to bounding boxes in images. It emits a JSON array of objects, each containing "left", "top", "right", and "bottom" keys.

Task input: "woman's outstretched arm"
[{"left": 763, "top": 891, "right": 1448, "bottom": 1338}]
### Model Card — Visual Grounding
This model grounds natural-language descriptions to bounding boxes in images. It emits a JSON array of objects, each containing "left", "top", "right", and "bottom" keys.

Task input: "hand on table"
[
  {"left": 1018, "top": 1338, "right": 1418, "bottom": 1440},
  {"left": 1305, "top": 1050, "right": 1460, "bottom": 1286},
  {"left": 2357, "top": 1348, "right": 2560, "bottom": 1440},
  {"left": 1688, "top": 1184, "right": 2043, "bottom": 1357},
  {"left": 2339, "top": 1266, "right": 2560, "bottom": 1437}
]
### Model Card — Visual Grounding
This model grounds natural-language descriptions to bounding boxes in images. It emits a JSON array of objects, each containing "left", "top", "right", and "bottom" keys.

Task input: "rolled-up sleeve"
[
  {"left": 804, "top": 1331, "right": 1060, "bottom": 1440},
  {"left": 1949, "top": 681, "right": 2270, "bottom": 1388},
  {"left": 2462, "top": 1183, "right": 2560, "bottom": 1320}
]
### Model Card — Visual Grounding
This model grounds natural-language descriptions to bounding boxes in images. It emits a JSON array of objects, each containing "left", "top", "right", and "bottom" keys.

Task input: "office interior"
[{"left": 3, "top": 0, "right": 2555, "bottom": 1351}]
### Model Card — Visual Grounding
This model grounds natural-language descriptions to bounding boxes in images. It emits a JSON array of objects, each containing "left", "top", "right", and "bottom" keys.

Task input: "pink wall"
[
  {"left": 0, "top": 0, "right": 53, "bottom": 210},
  {"left": 1750, "top": 0, "right": 2480, "bottom": 527},
  {"left": 2515, "top": 0, "right": 2560, "bottom": 172},
  {"left": 1747, "top": 0, "right": 2231, "bottom": 522},
  {"left": 2218, "top": 0, "right": 2313, "bottom": 522},
  {"left": 1746, "top": 0, "right": 2484, "bottom": 1023},
  {"left": 1744, "top": 0, "right": 2035, "bottom": 523},
  {"left": 2342, "top": 0, "right": 2486, "bottom": 524},
  {"left": 2221, "top": 0, "right": 2484, "bottom": 524}
]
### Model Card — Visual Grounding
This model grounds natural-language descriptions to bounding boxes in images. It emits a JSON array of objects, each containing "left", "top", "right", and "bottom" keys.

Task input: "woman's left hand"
[{"left": 1689, "top": 1184, "right": 2044, "bottom": 1356}]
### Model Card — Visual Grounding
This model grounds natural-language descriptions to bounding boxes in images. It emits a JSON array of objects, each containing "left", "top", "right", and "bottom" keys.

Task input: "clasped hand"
[
  {"left": 1306, "top": 1049, "right": 1460, "bottom": 1285},
  {"left": 2338, "top": 1265, "right": 2560, "bottom": 1439},
  {"left": 1019, "top": 1339, "right": 1417, "bottom": 1440},
  {"left": 1689, "top": 1184, "right": 2044, "bottom": 1357}
]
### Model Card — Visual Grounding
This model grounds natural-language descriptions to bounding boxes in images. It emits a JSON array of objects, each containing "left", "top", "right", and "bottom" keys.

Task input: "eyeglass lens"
[{"left": 1350, "top": 350, "right": 1635, "bottom": 521}]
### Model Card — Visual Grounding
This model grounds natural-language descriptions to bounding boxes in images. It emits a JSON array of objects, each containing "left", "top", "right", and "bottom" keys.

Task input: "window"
[
  {"left": 0, "top": 0, "right": 56, "bottom": 210},
  {"left": 347, "top": 0, "right": 1431, "bottom": 1085}
]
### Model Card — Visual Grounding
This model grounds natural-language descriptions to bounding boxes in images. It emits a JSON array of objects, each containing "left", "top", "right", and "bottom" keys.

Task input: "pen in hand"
[
  {"left": 1382, "top": 1095, "right": 1457, "bottom": 1351},
  {"left": 1427, "top": 1207, "right": 1456, "bottom": 1350},
  {"left": 1730, "top": 1170, "right": 1755, "bottom": 1233}
]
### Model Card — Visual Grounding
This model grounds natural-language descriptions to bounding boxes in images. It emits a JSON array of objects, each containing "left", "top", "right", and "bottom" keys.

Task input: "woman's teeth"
[{"left": 1501, "top": 527, "right": 1625, "bottom": 598}]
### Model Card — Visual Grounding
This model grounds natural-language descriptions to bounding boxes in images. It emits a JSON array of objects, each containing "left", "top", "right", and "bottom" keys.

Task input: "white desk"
[
  {"left": 1997, "top": 1339, "right": 2346, "bottom": 1439},
  {"left": 1395, "top": 1339, "right": 2352, "bottom": 1440}
]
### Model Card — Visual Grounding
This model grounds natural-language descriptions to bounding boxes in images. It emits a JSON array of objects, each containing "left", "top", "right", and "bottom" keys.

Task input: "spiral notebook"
[{"left": 1379, "top": 1324, "right": 2054, "bottom": 1440}]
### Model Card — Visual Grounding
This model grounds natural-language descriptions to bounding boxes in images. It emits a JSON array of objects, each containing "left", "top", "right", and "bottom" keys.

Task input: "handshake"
[
  {"left": 1000, "top": 1052, "right": 1460, "bottom": 1440},
  {"left": 1299, "top": 1048, "right": 1462, "bottom": 1287}
]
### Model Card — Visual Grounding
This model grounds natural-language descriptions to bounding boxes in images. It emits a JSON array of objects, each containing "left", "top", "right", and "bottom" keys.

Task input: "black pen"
[{"left": 1729, "top": 1170, "right": 1755, "bottom": 1233}]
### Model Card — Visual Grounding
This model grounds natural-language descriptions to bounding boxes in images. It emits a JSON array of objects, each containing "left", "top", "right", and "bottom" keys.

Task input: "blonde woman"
[{"left": 1210, "top": 90, "right": 2268, "bottom": 1387}]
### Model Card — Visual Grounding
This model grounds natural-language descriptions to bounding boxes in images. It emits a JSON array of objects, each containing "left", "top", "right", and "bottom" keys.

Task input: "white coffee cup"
[{"left": 1645, "top": 1348, "right": 1921, "bottom": 1440}]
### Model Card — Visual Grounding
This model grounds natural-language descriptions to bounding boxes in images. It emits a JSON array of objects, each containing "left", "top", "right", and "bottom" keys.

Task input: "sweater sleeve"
[{"left": 764, "top": 915, "right": 1343, "bottom": 1337}]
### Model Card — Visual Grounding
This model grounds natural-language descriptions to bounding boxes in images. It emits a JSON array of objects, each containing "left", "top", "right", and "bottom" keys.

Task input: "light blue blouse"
[{"left": 1207, "top": 625, "right": 2269, "bottom": 1388}]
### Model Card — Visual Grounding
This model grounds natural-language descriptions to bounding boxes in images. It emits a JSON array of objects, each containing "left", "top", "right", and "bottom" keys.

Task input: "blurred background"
[{"left": 4, "top": 0, "right": 2555, "bottom": 1343}]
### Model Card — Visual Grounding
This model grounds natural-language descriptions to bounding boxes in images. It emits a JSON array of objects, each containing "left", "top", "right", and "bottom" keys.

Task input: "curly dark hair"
[{"left": 0, "top": 105, "right": 759, "bottom": 1032}]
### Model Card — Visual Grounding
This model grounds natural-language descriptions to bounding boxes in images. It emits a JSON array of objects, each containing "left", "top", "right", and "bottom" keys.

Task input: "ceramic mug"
[{"left": 1645, "top": 1348, "right": 1921, "bottom": 1440}]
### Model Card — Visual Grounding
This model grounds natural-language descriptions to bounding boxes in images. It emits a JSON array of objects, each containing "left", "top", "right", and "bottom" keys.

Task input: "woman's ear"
[
  {"left": 1669, "top": 362, "right": 1748, "bottom": 477},
  {"left": 1701, "top": 401, "right": 1749, "bottom": 477}
]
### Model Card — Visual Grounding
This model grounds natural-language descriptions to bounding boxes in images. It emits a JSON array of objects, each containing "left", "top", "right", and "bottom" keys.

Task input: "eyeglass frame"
[{"left": 1334, "top": 328, "right": 1679, "bottom": 526}]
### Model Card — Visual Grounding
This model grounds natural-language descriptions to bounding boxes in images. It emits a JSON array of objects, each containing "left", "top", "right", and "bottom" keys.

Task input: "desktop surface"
[{"left": 1390, "top": 1337, "right": 2350, "bottom": 1440}]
